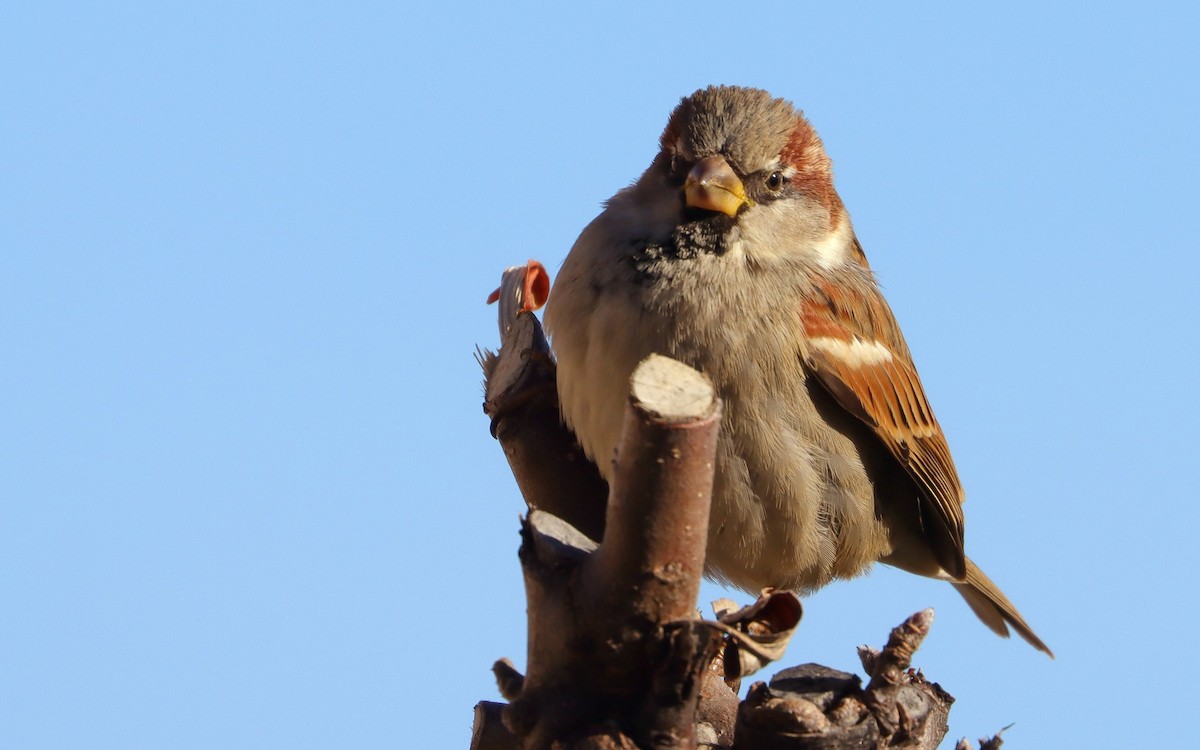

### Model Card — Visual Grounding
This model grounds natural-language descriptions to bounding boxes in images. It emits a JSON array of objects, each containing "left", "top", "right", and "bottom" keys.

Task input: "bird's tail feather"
[{"left": 953, "top": 557, "right": 1053, "bottom": 657}]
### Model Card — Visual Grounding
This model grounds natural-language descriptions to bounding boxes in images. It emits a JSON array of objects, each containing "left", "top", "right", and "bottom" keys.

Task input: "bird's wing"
[{"left": 799, "top": 266, "right": 966, "bottom": 579}]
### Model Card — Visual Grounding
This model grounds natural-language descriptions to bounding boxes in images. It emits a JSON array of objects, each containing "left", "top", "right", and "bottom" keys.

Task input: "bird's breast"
[{"left": 547, "top": 235, "right": 891, "bottom": 593}]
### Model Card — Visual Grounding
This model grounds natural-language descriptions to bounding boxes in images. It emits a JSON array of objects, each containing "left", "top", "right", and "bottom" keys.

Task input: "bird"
[{"left": 542, "top": 85, "right": 1050, "bottom": 655}]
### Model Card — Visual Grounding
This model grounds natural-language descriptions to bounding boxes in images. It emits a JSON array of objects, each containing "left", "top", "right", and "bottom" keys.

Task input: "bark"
[
  {"left": 480, "top": 311, "right": 608, "bottom": 542},
  {"left": 488, "top": 351, "right": 724, "bottom": 749}
]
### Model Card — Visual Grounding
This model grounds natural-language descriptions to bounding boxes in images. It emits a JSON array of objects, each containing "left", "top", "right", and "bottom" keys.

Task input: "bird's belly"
[
  {"left": 555, "top": 310, "right": 891, "bottom": 593},
  {"left": 704, "top": 386, "right": 893, "bottom": 593}
]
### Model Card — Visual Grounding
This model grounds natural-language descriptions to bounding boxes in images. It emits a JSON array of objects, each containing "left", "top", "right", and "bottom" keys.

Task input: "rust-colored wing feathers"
[{"left": 800, "top": 271, "right": 967, "bottom": 580}]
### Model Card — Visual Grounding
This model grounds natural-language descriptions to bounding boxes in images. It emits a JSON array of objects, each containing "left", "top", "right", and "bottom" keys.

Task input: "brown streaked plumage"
[
  {"left": 799, "top": 268, "right": 966, "bottom": 580},
  {"left": 544, "top": 85, "right": 1051, "bottom": 655}
]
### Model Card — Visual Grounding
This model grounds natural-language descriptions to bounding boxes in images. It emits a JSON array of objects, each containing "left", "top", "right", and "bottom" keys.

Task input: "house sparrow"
[{"left": 543, "top": 85, "right": 1050, "bottom": 655}]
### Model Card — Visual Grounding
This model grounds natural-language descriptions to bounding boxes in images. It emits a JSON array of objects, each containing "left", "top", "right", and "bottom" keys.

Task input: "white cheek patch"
[
  {"left": 809, "top": 335, "right": 894, "bottom": 366},
  {"left": 811, "top": 215, "right": 852, "bottom": 268}
]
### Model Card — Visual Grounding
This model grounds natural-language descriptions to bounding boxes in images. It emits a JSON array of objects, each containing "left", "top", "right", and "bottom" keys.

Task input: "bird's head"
[{"left": 626, "top": 85, "right": 854, "bottom": 268}]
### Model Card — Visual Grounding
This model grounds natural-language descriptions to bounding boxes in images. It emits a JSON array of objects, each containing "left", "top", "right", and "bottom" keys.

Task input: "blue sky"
[{"left": 2, "top": 2, "right": 1197, "bottom": 747}]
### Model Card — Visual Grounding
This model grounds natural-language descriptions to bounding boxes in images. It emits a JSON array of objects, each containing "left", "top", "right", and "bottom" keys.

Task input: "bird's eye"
[
  {"left": 668, "top": 154, "right": 685, "bottom": 180},
  {"left": 766, "top": 171, "right": 787, "bottom": 191}
]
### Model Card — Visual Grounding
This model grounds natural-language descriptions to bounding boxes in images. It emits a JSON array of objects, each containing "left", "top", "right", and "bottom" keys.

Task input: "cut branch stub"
[
  {"left": 480, "top": 310, "right": 609, "bottom": 542},
  {"left": 587, "top": 354, "right": 721, "bottom": 626},
  {"left": 733, "top": 611, "right": 952, "bottom": 749},
  {"left": 493, "top": 355, "right": 724, "bottom": 750}
]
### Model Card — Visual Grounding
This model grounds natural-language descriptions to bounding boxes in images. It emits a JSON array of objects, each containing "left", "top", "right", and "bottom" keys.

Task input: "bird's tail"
[{"left": 953, "top": 557, "right": 1053, "bottom": 657}]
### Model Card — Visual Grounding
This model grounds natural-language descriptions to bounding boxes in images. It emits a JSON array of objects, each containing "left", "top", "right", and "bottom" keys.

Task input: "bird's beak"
[{"left": 684, "top": 155, "right": 750, "bottom": 217}]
